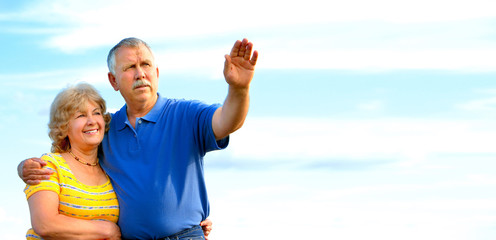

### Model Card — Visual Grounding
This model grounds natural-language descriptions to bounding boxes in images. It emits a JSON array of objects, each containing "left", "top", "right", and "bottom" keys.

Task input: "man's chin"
[{"left": 133, "top": 91, "right": 156, "bottom": 102}]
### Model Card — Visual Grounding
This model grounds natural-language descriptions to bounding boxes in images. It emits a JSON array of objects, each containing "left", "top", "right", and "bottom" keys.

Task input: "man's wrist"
[{"left": 228, "top": 85, "right": 250, "bottom": 98}]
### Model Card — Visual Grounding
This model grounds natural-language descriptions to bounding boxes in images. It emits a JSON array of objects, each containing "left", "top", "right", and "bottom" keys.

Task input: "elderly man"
[{"left": 19, "top": 37, "right": 258, "bottom": 239}]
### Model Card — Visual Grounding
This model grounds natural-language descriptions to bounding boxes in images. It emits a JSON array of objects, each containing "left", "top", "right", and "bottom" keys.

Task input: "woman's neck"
[{"left": 68, "top": 147, "right": 99, "bottom": 165}]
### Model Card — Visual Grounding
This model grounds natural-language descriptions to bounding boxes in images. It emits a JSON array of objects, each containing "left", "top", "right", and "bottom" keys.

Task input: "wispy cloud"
[
  {"left": 0, "top": 206, "right": 28, "bottom": 240},
  {"left": 0, "top": 67, "right": 109, "bottom": 90},
  {"left": 207, "top": 166, "right": 496, "bottom": 239},
  {"left": 357, "top": 100, "right": 385, "bottom": 112},
  {"left": 0, "top": 207, "right": 24, "bottom": 224},
  {"left": 457, "top": 97, "right": 496, "bottom": 111},
  {"left": 224, "top": 117, "right": 496, "bottom": 167},
  {"left": 2, "top": 0, "right": 496, "bottom": 72}
]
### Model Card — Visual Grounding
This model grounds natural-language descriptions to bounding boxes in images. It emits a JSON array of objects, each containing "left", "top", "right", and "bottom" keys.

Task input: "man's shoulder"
[
  {"left": 107, "top": 104, "right": 126, "bottom": 126},
  {"left": 168, "top": 98, "right": 217, "bottom": 109},
  {"left": 156, "top": 94, "right": 214, "bottom": 110},
  {"left": 160, "top": 97, "right": 202, "bottom": 111}
]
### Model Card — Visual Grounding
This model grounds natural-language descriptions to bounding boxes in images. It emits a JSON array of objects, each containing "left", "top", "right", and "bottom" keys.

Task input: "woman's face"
[{"left": 66, "top": 100, "right": 105, "bottom": 151}]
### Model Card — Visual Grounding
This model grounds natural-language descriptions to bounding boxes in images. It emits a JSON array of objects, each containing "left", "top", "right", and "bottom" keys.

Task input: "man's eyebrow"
[{"left": 123, "top": 63, "right": 135, "bottom": 68}]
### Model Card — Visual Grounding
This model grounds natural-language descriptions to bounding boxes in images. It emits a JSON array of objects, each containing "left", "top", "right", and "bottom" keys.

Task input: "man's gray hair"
[{"left": 107, "top": 37, "right": 154, "bottom": 75}]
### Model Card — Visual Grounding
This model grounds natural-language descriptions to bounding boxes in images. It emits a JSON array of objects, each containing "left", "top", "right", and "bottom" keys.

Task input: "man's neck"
[{"left": 126, "top": 94, "right": 158, "bottom": 128}]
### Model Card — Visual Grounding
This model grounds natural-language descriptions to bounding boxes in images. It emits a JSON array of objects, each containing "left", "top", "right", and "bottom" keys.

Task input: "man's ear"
[{"left": 108, "top": 72, "right": 119, "bottom": 91}]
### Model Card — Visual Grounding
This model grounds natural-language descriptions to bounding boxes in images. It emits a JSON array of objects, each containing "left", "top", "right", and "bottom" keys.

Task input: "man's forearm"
[{"left": 213, "top": 86, "right": 250, "bottom": 140}]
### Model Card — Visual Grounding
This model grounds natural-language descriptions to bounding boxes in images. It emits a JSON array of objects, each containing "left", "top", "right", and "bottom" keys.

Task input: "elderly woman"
[
  {"left": 22, "top": 83, "right": 214, "bottom": 239},
  {"left": 24, "top": 83, "right": 121, "bottom": 239}
]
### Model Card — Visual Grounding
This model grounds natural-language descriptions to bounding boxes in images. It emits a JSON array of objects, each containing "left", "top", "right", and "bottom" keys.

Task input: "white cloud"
[
  {"left": 228, "top": 117, "right": 496, "bottom": 163},
  {"left": 0, "top": 67, "right": 109, "bottom": 90},
  {"left": 0, "top": 207, "right": 23, "bottom": 225},
  {"left": 258, "top": 47, "right": 496, "bottom": 71},
  {"left": 206, "top": 168, "right": 496, "bottom": 239},
  {"left": 457, "top": 97, "right": 496, "bottom": 111},
  {"left": 155, "top": 48, "right": 226, "bottom": 79},
  {"left": 357, "top": 100, "right": 384, "bottom": 111},
  {"left": 4, "top": 0, "right": 496, "bottom": 72},
  {"left": 475, "top": 88, "right": 496, "bottom": 95},
  {"left": 0, "top": 206, "right": 28, "bottom": 240},
  {"left": 14, "top": 0, "right": 496, "bottom": 27}
]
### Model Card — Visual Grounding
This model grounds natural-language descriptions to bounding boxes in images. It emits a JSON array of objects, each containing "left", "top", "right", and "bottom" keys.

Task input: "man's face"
[{"left": 109, "top": 44, "right": 159, "bottom": 106}]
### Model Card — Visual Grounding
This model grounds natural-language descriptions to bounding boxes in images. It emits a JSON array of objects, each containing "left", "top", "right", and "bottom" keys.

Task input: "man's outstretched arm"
[{"left": 212, "top": 38, "right": 258, "bottom": 140}]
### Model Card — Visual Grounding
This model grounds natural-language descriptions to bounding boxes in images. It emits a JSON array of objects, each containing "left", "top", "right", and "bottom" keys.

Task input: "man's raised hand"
[{"left": 223, "top": 38, "right": 259, "bottom": 89}]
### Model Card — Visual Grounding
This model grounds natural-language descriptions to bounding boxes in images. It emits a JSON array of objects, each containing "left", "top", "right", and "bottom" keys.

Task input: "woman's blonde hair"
[{"left": 48, "top": 83, "right": 111, "bottom": 153}]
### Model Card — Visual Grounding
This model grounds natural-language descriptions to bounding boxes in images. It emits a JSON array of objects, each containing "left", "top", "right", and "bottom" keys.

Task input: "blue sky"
[{"left": 2, "top": 0, "right": 496, "bottom": 239}]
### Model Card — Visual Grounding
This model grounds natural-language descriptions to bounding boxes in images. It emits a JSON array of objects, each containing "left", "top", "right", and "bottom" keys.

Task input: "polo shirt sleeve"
[{"left": 192, "top": 102, "right": 229, "bottom": 154}]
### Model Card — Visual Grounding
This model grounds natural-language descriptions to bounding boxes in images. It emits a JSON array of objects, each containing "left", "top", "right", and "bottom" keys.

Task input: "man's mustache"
[{"left": 132, "top": 79, "right": 151, "bottom": 89}]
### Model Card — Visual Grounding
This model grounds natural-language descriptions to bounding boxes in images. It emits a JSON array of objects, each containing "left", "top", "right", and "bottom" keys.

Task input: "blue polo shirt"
[{"left": 100, "top": 93, "right": 228, "bottom": 239}]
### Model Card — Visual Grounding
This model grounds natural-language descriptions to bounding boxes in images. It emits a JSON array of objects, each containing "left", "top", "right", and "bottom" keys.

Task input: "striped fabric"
[{"left": 24, "top": 153, "right": 119, "bottom": 239}]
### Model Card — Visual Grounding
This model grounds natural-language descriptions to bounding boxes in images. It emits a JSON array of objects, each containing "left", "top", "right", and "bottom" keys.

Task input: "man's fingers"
[
  {"left": 23, "top": 174, "right": 50, "bottom": 186},
  {"left": 243, "top": 41, "right": 254, "bottom": 61},
  {"left": 238, "top": 38, "right": 248, "bottom": 58},
  {"left": 200, "top": 218, "right": 213, "bottom": 237},
  {"left": 24, "top": 158, "right": 46, "bottom": 168},
  {"left": 200, "top": 218, "right": 212, "bottom": 227},
  {"left": 26, "top": 180, "right": 42, "bottom": 185},
  {"left": 224, "top": 54, "right": 232, "bottom": 68},
  {"left": 24, "top": 166, "right": 53, "bottom": 176},
  {"left": 22, "top": 157, "right": 53, "bottom": 185},
  {"left": 250, "top": 50, "right": 259, "bottom": 66},
  {"left": 26, "top": 168, "right": 53, "bottom": 178},
  {"left": 33, "top": 158, "right": 48, "bottom": 167},
  {"left": 229, "top": 38, "right": 257, "bottom": 67},
  {"left": 230, "top": 40, "right": 242, "bottom": 57},
  {"left": 202, "top": 225, "right": 212, "bottom": 231},
  {"left": 24, "top": 174, "right": 51, "bottom": 183},
  {"left": 31, "top": 168, "right": 53, "bottom": 175}
]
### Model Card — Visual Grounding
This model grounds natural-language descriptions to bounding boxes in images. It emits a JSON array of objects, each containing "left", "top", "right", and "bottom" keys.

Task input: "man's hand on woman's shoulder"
[{"left": 18, "top": 157, "right": 54, "bottom": 185}]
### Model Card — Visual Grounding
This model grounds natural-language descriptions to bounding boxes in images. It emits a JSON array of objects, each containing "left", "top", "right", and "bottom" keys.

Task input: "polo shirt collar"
[
  {"left": 114, "top": 93, "right": 166, "bottom": 131},
  {"left": 141, "top": 93, "right": 166, "bottom": 123}
]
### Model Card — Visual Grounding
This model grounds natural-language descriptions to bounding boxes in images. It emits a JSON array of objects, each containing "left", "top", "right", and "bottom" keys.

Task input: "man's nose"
[{"left": 135, "top": 66, "right": 146, "bottom": 79}]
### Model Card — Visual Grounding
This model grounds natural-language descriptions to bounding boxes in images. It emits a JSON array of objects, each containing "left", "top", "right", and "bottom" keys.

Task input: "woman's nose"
[{"left": 87, "top": 115, "right": 96, "bottom": 124}]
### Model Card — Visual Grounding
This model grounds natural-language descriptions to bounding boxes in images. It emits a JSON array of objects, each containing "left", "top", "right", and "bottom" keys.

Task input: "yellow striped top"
[{"left": 24, "top": 153, "right": 119, "bottom": 239}]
